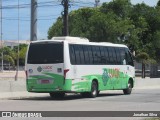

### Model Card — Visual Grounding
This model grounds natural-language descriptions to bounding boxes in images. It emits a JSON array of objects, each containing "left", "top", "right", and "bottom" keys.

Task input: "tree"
[
  {"left": 48, "top": 17, "right": 63, "bottom": 39},
  {"left": 19, "top": 46, "right": 27, "bottom": 65},
  {"left": 100, "top": 0, "right": 132, "bottom": 18},
  {"left": 13, "top": 44, "right": 28, "bottom": 66},
  {"left": 0, "top": 44, "right": 28, "bottom": 70},
  {"left": 48, "top": 0, "right": 160, "bottom": 65},
  {"left": 48, "top": 6, "right": 137, "bottom": 43},
  {"left": 69, "top": 8, "right": 97, "bottom": 39},
  {"left": 14, "top": 44, "right": 28, "bottom": 66},
  {"left": 0, "top": 47, "right": 16, "bottom": 67}
]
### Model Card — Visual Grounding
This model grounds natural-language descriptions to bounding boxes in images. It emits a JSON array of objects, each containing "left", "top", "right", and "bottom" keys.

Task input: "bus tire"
[
  {"left": 89, "top": 81, "right": 98, "bottom": 98},
  {"left": 49, "top": 92, "right": 65, "bottom": 99},
  {"left": 123, "top": 80, "right": 132, "bottom": 95},
  {"left": 97, "top": 91, "right": 100, "bottom": 96}
]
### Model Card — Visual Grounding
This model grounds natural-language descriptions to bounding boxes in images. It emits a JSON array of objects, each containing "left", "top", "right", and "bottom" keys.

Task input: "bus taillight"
[{"left": 64, "top": 69, "right": 69, "bottom": 79}]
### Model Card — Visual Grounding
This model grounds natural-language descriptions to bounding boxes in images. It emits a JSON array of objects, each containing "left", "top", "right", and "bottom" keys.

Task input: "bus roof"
[
  {"left": 30, "top": 36, "right": 128, "bottom": 48},
  {"left": 52, "top": 36, "right": 89, "bottom": 43}
]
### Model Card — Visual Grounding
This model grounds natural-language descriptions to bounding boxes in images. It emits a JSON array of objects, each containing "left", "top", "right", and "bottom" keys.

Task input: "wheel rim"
[
  {"left": 128, "top": 81, "right": 132, "bottom": 90},
  {"left": 92, "top": 83, "right": 97, "bottom": 96},
  {"left": 92, "top": 88, "right": 96, "bottom": 96}
]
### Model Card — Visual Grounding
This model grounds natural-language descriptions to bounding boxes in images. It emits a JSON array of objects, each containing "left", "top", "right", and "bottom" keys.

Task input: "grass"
[{"left": 145, "top": 118, "right": 160, "bottom": 120}]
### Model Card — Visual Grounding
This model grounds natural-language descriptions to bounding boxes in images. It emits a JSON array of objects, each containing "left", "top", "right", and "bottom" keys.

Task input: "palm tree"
[{"left": 0, "top": 47, "right": 16, "bottom": 70}]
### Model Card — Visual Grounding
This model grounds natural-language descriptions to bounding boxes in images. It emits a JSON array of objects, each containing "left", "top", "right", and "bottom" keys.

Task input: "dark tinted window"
[
  {"left": 96, "top": 46, "right": 101, "bottom": 64},
  {"left": 92, "top": 46, "right": 97, "bottom": 64},
  {"left": 92, "top": 46, "right": 101, "bottom": 64},
  {"left": 104, "top": 47, "right": 109, "bottom": 64},
  {"left": 108, "top": 47, "right": 114, "bottom": 64},
  {"left": 27, "top": 42, "right": 63, "bottom": 64},
  {"left": 70, "top": 45, "right": 88, "bottom": 64},
  {"left": 69, "top": 45, "right": 76, "bottom": 64},
  {"left": 74, "top": 45, "right": 81, "bottom": 64},
  {"left": 83, "top": 45, "right": 90, "bottom": 64},
  {"left": 100, "top": 47, "right": 107, "bottom": 64},
  {"left": 125, "top": 48, "right": 134, "bottom": 66},
  {"left": 88, "top": 46, "right": 93, "bottom": 64},
  {"left": 115, "top": 47, "right": 122, "bottom": 65},
  {"left": 79, "top": 45, "right": 85, "bottom": 64},
  {"left": 69, "top": 44, "right": 133, "bottom": 66},
  {"left": 119, "top": 48, "right": 126, "bottom": 65},
  {"left": 112, "top": 48, "right": 118, "bottom": 64}
]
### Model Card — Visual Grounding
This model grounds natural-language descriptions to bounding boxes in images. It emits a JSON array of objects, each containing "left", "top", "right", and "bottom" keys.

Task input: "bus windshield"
[{"left": 27, "top": 42, "right": 63, "bottom": 64}]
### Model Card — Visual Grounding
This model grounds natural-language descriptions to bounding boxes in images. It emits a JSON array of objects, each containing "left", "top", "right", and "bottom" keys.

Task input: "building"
[
  {"left": 0, "top": 40, "right": 30, "bottom": 71},
  {"left": 0, "top": 40, "right": 30, "bottom": 49}
]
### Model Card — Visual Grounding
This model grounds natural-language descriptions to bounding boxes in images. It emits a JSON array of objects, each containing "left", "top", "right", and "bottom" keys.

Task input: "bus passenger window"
[
  {"left": 119, "top": 48, "right": 126, "bottom": 65},
  {"left": 125, "top": 48, "right": 134, "bottom": 66},
  {"left": 69, "top": 45, "right": 76, "bottom": 65}
]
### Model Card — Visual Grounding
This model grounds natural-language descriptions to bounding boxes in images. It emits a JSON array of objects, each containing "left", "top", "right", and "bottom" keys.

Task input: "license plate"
[{"left": 38, "top": 79, "right": 53, "bottom": 84}]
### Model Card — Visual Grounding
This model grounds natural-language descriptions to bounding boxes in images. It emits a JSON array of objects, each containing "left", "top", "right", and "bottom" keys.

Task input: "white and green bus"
[{"left": 25, "top": 36, "right": 135, "bottom": 98}]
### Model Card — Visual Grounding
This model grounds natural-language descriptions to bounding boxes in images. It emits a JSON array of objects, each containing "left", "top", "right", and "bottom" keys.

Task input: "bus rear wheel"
[
  {"left": 89, "top": 81, "right": 98, "bottom": 98},
  {"left": 49, "top": 92, "right": 65, "bottom": 99},
  {"left": 123, "top": 80, "right": 132, "bottom": 95},
  {"left": 81, "top": 81, "right": 98, "bottom": 98}
]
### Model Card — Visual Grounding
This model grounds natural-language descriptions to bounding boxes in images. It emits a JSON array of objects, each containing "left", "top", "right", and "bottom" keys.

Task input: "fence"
[{"left": 135, "top": 62, "right": 160, "bottom": 78}]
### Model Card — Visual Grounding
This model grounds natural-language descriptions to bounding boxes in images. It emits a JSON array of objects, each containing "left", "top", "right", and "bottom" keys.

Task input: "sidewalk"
[
  {"left": 134, "top": 77, "right": 160, "bottom": 89},
  {"left": 0, "top": 91, "right": 48, "bottom": 100},
  {"left": 0, "top": 71, "right": 25, "bottom": 79}
]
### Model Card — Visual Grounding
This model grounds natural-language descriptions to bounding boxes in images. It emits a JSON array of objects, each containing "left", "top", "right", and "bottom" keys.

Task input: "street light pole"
[
  {"left": 15, "top": 0, "right": 20, "bottom": 81},
  {"left": 95, "top": 0, "right": 100, "bottom": 7},
  {"left": 0, "top": 0, "right": 3, "bottom": 72},
  {"left": 31, "top": 0, "right": 37, "bottom": 41}
]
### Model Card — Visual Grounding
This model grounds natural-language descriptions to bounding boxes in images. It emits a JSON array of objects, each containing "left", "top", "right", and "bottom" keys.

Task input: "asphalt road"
[
  {"left": 1, "top": 89, "right": 160, "bottom": 111},
  {"left": 0, "top": 88, "right": 160, "bottom": 120}
]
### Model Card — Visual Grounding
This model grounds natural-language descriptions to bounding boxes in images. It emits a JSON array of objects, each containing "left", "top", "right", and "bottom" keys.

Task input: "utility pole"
[
  {"left": 15, "top": 0, "right": 20, "bottom": 81},
  {"left": 0, "top": 0, "right": 3, "bottom": 72},
  {"left": 31, "top": 0, "right": 37, "bottom": 41},
  {"left": 95, "top": 0, "right": 100, "bottom": 7},
  {"left": 61, "top": 0, "right": 69, "bottom": 36}
]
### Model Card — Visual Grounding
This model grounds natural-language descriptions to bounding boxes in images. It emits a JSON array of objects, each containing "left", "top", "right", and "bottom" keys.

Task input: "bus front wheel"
[{"left": 123, "top": 80, "right": 132, "bottom": 95}]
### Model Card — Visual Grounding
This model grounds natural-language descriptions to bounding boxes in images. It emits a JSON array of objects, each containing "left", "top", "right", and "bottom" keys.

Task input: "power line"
[
  {"left": 0, "top": 0, "right": 60, "bottom": 9},
  {"left": 2, "top": 13, "right": 61, "bottom": 18},
  {"left": 1, "top": 0, "right": 97, "bottom": 40},
  {"left": 0, "top": 0, "right": 95, "bottom": 9},
  {"left": 2, "top": 18, "right": 58, "bottom": 21}
]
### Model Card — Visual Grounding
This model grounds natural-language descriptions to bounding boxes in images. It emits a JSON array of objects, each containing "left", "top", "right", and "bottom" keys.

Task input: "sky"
[{"left": 0, "top": 0, "right": 159, "bottom": 41}]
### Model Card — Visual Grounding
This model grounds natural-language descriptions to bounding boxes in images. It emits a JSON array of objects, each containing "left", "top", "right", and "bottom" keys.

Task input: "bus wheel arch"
[
  {"left": 128, "top": 78, "right": 134, "bottom": 88},
  {"left": 123, "top": 78, "right": 133, "bottom": 95}
]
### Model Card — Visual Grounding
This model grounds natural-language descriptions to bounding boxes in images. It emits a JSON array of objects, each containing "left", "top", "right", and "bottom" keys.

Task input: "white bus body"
[{"left": 25, "top": 36, "right": 135, "bottom": 98}]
